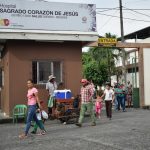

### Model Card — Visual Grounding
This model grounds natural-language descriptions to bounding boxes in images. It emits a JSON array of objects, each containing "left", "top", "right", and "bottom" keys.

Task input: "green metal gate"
[{"left": 133, "top": 88, "right": 140, "bottom": 108}]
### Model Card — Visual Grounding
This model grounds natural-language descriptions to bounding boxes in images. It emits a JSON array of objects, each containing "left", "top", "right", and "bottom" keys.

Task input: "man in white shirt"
[
  {"left": 46, "top": 75, "right": 57, "bottom": 118},
  {"left": 101, "top": 83, "right": 114, "bottom": 120}
]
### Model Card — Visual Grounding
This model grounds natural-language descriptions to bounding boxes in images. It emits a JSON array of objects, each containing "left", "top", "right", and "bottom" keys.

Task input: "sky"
[{"left": 38, "top": 0, "right": 150, "bottom": 37}]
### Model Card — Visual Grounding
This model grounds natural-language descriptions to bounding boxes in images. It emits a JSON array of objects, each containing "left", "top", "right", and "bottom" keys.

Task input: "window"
[
  {"left": 128, "top": 67, "right": 138, "bottom": 73},
  {"left": 32, "top": 61, "right": 62, "bottom": 84}
]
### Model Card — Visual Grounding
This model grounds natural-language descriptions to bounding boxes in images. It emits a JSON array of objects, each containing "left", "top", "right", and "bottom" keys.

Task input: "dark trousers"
[
  {"left": 48, "top": 107, "right": 52, "bottom": 115},
  {"left": 105, "top": 100, "right": 112, "bottom": 118}
]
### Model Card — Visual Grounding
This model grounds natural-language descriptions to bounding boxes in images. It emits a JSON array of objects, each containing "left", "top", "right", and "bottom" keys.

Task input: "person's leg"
[
  {"left": 122, "top": 96, "right": 126, "bottom": 111},
  {"left": 129, "top": 101, "right": 132, "bottom": 108},
  {"left": 32, "top": 122, "right": 38, "bottom": 133},
  {"left": 33, "top": 113, "right": 45, "bottom": 131},
  {"left": 120, "top": 97, "right": 125, "bottom": 111},
  {"left": 97, "top": 108, "right": 101, "bottom": 118},
  {"left": 115, "top": 96, "right": 118, "bottom": 110},
  {"left": 95, "top": 108, "right": 98, "bottom": 118},
  {"left": 48, "top": 107, "right": 52, "bottom": 118},
  {"left": 117, "top": 96, "right": 121, "bottom": 110},
  {"left": 120, "top": 97, "right": 123, "bottom": 109},
  {"left": 95, "top": 103, "right": 98, "bottom": 118},
  {"left": 108, "top": 100, "right": 112, "bottom": 119},
  {"left": 25, "top": 105, "right": 36, "bottom": 135},
  {"left": 129, "top": 95, "right": 132, "bottom": 108},
  {"left": 87, "top": 102, "right": 96, "bottom": 124},
  {"left": 31, "top": 120, "right": 44, "bottom": 133},
  {"left": 78, "top": 104, "right": 86, "bottom": 124},
  {"left": 48, "top": 97, "right": 54, "bottom": 118},
  {"left": 105, "top": 101, "right": 109, "bottom": 117}
]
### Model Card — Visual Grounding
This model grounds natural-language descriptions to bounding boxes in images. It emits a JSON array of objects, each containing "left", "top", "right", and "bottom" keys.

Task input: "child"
[
  {"left": 73, "top": 94, "right": 80, "bottom": 109},
  {"left": 31, "top": 101, "right": 48, "bottom": 134},
  {"left": 95, "top": 96, "right": 103, "bottom": 119},
  {"left": 55, "top": 101, "right": 74, "bottom": 125}
]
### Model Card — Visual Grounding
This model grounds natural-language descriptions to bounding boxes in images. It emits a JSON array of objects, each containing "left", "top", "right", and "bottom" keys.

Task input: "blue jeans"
[
  {"left": 25, "top": 105, "right": 44, "bottom": 135},
  {"left": 117, "top": 96, "right": 125, "bottom": 111},
  {"left": 114, "top": 96, "right": 118, "bottom": 110}
]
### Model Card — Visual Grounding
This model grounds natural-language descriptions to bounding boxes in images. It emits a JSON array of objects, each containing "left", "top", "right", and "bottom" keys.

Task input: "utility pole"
[
  {"left": 119, "top": 0, "right": 127, "bottom": 85},
  {"left": 119, "top": 0, "right": 124, "bottom": 42}
]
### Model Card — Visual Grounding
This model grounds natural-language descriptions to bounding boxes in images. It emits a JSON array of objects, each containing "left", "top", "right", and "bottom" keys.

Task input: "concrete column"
[{"left": 138, "top": 47, "right": 144, "bottom": 107}]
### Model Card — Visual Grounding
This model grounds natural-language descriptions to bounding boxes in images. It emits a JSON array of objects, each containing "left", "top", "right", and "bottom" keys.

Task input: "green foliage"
[
  {"left": 82, "top": 33, "right": 121, "bottom": 86},
  {"left": 83, "top": 60, "right": 108, "bottom": 86}
]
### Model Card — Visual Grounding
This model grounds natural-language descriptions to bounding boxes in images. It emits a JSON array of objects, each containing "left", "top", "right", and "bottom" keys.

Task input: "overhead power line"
[
  {"left": 123, "top": 6, "right": 150, "bottom": 18},
  {"left": 100, "top": 10, "right": 119, "bottom": 30},
  {"left": 96, "top": 8, "right": 150, "bottom": 11},
  {"left": 96, "top": 7, "right": 119, "bottom": 13},
  {"left": 96, "top": 12, "right": 150, "bottom": 23}
]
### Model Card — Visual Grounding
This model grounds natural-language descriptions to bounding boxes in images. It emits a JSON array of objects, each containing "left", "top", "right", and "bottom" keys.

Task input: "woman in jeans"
[{"left": 19, "top": 79, "right": 46, "bottom": 139}]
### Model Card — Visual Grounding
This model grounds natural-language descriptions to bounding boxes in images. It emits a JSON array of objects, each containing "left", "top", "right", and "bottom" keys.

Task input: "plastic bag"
[{"left": 41, "top": 110, "right": 48, "bottom": 120}]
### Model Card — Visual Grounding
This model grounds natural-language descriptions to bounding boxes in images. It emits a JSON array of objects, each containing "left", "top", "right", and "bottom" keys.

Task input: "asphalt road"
[{"left": 0, "top": 108, "right": 150, "bottom": 150}]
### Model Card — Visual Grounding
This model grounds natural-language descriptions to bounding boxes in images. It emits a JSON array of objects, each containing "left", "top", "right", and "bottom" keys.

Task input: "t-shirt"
[
  {"left": 46, "top": 82, "right": 57, "bottom": 96},
  {"left": 118, "top": 88, "right": 125, "bottom": 97},
  {"left": 104, "top": 89, "right": 114, "bottom": 101},
  {"left": 27, "top": 87, "right": 38, "bottom": 105},
  {"left": 114, "top": 88, "right": 119, "bottom": 96}
]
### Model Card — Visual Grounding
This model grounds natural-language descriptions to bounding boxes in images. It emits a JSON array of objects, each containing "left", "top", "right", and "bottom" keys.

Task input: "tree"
[{"left": 82, "top": 33, "right": 121, "bottom": 86}]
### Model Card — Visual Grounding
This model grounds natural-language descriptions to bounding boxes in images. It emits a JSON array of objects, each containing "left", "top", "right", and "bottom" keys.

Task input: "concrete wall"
[
  {"left": 1, "top": 40, "right": 82, "bottom": 116},
  {"left": 111, "top": 72, "right": 139, "bottom": 88},
  {"left": 1, "top": 47, "right": 10, "bottom": 115},
  {"left": 143, "top": 48, "right": 150, "bottom": 106}
]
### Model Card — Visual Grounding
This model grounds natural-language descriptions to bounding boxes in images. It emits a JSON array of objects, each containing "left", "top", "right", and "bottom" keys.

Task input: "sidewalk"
[{"left": 0, "top": 110, "right": 12, "bottom": 124}]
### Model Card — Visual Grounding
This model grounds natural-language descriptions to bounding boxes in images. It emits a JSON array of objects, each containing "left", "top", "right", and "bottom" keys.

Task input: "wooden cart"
[{"left": 54, "top": 99, "right": 80, "bottom": 124}]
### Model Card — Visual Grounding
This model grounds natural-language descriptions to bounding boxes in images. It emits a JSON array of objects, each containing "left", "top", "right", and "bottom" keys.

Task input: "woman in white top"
[{"left": 102, "top": 83, "right": 114, "bottom": 120}]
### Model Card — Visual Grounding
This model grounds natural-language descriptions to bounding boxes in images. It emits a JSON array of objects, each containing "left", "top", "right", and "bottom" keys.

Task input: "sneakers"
[
  {"left": 63, "top": 122, "right": 67, "bottom": 125},
  {"left": 91, "top": 122, "right": 96, "bottom": 126},
  {"left": 98, "top": 116, "right": 101, "bottom": 119},
  {"left": 19, "top": 133, "right": 27, "bottom": 139},
  {"left": 75, "top": 123, "right": 82, "bottom": 127}
]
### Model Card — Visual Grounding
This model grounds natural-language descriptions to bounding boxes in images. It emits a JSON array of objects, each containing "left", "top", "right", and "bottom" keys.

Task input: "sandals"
[
  {"left": 19, "top": 130, "right": 46, "bottom": 138},
  {"left": 19, "top": 133, "right": 27, "bottom": 139},
  {"left": 37, "top": 130, "right": 46, "bottom": 136}
]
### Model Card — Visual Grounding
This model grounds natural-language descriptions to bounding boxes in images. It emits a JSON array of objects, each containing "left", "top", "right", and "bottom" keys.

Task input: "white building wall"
[
  {"left": 143, "top": 48, "right": 150, "bottom": 106},
  {"left": 126, "top": 72, "right": 139, "bottom": 88}
]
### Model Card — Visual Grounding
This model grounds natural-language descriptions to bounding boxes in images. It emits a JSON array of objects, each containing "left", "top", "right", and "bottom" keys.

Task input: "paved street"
[{"left": 0, "top": 108, "right": 150, "bottom": 150}]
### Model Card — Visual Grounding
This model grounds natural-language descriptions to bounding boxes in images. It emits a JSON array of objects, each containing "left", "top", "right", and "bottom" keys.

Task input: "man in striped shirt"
[{"left": 76, "top": 79, "right": 96, "bottom": 127}]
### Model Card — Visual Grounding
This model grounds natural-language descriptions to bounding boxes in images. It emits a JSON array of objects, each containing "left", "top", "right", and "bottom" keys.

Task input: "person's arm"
[
  {"left": 34, "top": 92, "right": 41, "bottom": 109},
  {"left": 101, "top": 90, "right": 106, "bottom": 99},
  {"left": 46, "top": 83, "right": 52, "bottom": 98},
  {"left": 112, "top": 90, "right": 115, "bottom": 103},
  {"left": 112, "top": 94, "right": 115, "bottom": 103},
  {"left": 54, "top": 82, "right": 58, "bottom": 90},
  {"left": 47, "top": 90, "right": 50, "bottom": 99},
  {"left": 89, "top": 87, "right": 94, "bottom": 101}
]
